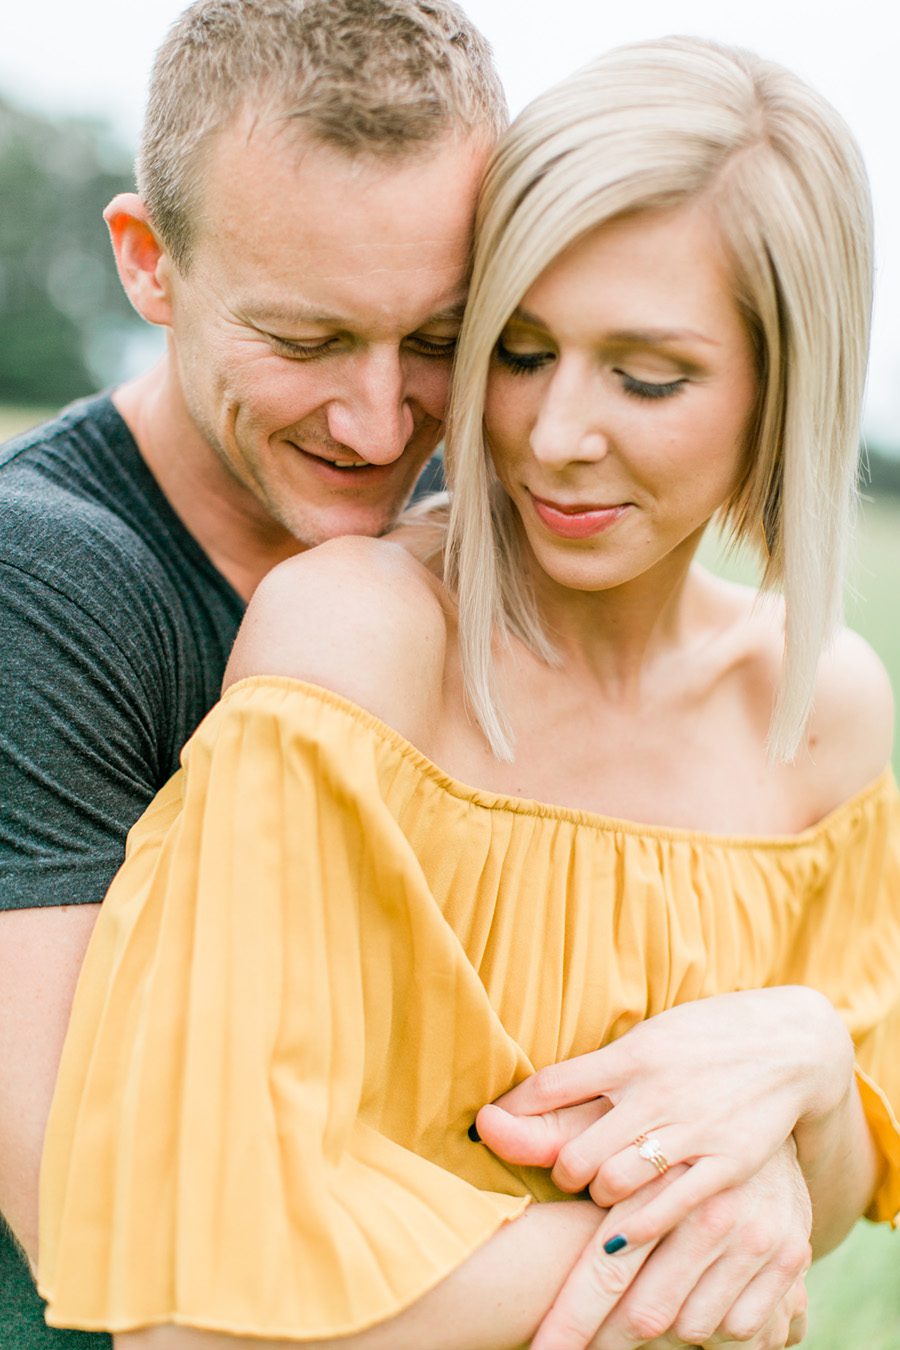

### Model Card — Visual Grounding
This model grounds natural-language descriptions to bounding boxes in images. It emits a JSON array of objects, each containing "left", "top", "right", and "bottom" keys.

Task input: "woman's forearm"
[
  {"left": 796, "top": 1075, "right": 881, "bottom": 1256},
  {"left": 113, "top": 1201, "right": 604, "bottom": 1350},
  {"left": 782, "top": 987, "right": 882, "bottom": 1255}
]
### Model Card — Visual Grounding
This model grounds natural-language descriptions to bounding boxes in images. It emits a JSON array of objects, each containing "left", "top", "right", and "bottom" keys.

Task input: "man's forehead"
[
  {"left": 199, "top": 114, "right": 488, "bottom": 244},
  {"left": 190, "top": 118, "right": 488, "bottom": 333}
]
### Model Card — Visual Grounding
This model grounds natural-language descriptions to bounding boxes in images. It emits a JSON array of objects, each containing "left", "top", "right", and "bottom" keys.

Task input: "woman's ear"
[{"left": 103, "top": 193, "right": 176, "bottom": 327}]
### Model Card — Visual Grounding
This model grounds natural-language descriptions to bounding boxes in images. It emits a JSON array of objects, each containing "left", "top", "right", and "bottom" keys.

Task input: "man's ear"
[{"left": 104, "top": 193, "right": 177, "bottom": 327}]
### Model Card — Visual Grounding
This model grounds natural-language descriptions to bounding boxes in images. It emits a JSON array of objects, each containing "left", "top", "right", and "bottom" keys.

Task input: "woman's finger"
[
  {"left": 474, "top": 1097, "right": 611, "bottom": 1169},
  {"left": 555, "top": 1123, "right": 693, "bottom": 1199},
  {"left": 490, "top": 1044, "right": 624, "bottom": 1116},
  {"left": 587, "top": 1156, "right": 739, "bottom": 1252},
  {"left": 585, "top": 1225, "right": 741, "bottom": 1350},
  {"left": 531, "top": 1225, "right": 660, "bottom": 1350}
]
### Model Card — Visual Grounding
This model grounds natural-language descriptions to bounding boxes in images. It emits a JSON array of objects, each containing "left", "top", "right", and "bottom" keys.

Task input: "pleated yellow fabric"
[{"left": 39, "top": 676, "right": 900, "bottom": 1337}]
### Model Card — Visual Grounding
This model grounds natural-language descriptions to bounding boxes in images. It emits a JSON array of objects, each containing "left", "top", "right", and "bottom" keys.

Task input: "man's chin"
[{"left": 283, "top": 499, "right": 416, "bottom": 551}]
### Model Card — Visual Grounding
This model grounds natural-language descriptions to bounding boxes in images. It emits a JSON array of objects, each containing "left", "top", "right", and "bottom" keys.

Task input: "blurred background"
[{"left": 1, "top": 2, "right": 897, "bottom": 1344}]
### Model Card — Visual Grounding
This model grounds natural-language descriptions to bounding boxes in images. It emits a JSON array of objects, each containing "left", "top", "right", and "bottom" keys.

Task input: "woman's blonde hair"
[{"left": 443, "top": 36, "right": 873, "bottom": 762}]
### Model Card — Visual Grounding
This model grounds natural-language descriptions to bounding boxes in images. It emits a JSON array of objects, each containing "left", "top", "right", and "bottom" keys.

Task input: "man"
[{"left": 0, "top": 2, "right": 503, "bottom": 1344}]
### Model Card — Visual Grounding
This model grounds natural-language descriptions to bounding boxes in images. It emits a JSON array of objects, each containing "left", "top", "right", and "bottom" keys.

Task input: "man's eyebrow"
[
  {"left": 243, "top": 299, "right": 468, "bottom": 330},
  {"left": 241, "top": 303, "right": 350, "bottom": 328},
  {"left": 510, "top": 308, "right": 720, "bottom": 347},
  {"left": 420, "top": 300, "right": 467, "bottom": 325}
]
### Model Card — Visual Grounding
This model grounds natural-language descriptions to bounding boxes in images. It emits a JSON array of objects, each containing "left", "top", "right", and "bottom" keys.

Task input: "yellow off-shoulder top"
[{"left": 39, "top": 677, "right": 900, "bottom": 1338}]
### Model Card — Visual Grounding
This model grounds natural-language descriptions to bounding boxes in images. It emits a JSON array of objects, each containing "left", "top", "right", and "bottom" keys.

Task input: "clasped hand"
[{"left": 475, "top": 987, "right": 848, "bottom": 1348}]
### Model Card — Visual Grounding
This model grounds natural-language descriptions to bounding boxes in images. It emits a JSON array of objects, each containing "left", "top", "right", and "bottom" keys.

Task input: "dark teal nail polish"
[
  {"left": 603, "top": 1234, "right": 628, "bottom": 1255},
  {"left": 467, "top": 1121, "right": 481, "bottom": 1142}
]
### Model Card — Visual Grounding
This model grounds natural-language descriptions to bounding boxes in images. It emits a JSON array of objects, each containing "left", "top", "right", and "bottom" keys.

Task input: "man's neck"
[{"left": 112, "top": 360, "right": 302, "bottom": 601}]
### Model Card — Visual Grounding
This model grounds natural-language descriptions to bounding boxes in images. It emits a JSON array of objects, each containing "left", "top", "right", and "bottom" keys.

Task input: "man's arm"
[
  {"left": 0, "top": 547, "right": 182, "bottom": 1265},
  {"left": 0, "top": 904, "right": 101, "bottom": 1264}
]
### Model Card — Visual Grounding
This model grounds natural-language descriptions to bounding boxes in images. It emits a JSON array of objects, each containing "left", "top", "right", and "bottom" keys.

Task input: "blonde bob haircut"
[{"left": 444, "top": 36, "right": 873, "bottom": 763}]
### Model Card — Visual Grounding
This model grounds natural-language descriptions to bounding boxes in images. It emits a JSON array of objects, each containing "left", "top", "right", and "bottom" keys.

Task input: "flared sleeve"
[
  {"left": 38, "top": 678, "right": 541, "bottom": 1339},
  {"left": 779, "top": 769, "right": 900, "bottom": 1225}
]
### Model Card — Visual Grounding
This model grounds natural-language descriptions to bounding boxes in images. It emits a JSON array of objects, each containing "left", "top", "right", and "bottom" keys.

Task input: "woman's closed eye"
[
  {"left": 494, "top": 337, "right": 555, "bottom": 375},
  {"left": 494, "top": 338, "right": 688, "bottom": 400},
  {"left": 616, "top": 370, "right": 687, "bottom": 400}
]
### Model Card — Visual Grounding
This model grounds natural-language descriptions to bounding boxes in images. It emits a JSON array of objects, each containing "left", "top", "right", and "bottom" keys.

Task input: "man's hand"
[
  {"left": 0, "top": 902, "right": 100, "bottom": 1265},
  {"left": 530, "top": 1147, "right": 811, "bottom": 1350}
]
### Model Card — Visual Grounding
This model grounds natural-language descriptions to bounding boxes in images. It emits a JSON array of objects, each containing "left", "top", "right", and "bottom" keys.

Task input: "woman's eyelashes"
[
  {"left": 617, "top": 371, "right": 687, "bottom": 400},
  {"left": 494, "top": 338, "right": 687, "bottom": 399},
  {"left": 494, "top": 339, "right": 554, "bottom": 375}
]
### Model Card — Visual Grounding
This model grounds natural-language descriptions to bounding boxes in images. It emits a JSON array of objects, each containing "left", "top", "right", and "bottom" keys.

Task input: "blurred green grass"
[
  {"left": 3, "top": 404, "right": 899, "bottom": 1342},
  {"left": 702, "top": 497, "right": 900, "bottom": 1346},
  {"left": 0, "top": 405, "right": 54, "bottom": 442},
  {"left": 806, "top": 496, "right": 900, "bottom": 1344}
]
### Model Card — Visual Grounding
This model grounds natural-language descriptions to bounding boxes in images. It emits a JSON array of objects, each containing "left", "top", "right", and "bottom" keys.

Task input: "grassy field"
[
  {"left": 702, "top": 500, "right": 900, "bottom": 1347},
  {"left": 0, "top": 404, "right": 55, "bottom": 442},
  {"left": 807, "top": 499, "right": 900, "bottom": 1342},
  {"left": 3, "top": 404, "right": 899, "bottom": 1342}
]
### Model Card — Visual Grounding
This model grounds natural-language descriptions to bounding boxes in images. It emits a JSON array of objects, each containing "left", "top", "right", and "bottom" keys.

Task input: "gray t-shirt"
[
  {"left": 0, "top": 393, "right": 245, "bottom": 909},
  {"left": 0, "top": 394, "right": 245, "bottom": 1347}
]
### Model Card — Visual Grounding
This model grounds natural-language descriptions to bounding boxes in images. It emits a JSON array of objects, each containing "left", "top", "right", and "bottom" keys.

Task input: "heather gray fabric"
[
  {"left": 0, "top": 393, "right": 244, "bottom": 1347},
  {"left": 0, "top": 394, "right": 245, "bottom": 910}
]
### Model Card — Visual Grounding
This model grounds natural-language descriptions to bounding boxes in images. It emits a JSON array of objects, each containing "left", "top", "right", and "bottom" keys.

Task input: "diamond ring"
[{"left": 633, "top": 1132, "right": 670, "bottom": 1175}]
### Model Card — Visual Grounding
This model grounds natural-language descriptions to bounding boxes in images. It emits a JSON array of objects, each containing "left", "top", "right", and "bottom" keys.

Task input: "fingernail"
[
  {"left": 467, "top": 1121, "right": 481, "bottom": 1142},
  {"left": 603, "top": 1234, "right": 628, "bottom": 1255}
]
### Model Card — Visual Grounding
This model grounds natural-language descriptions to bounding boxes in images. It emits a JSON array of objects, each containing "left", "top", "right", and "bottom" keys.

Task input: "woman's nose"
[{"left": 529, "top": 364, "right": 610, "bottom": 466}]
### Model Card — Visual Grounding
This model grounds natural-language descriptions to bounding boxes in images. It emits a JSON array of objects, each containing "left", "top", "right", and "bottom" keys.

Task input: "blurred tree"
[{"left": 0, "top": 94, "right": 143, "bottom": 407}]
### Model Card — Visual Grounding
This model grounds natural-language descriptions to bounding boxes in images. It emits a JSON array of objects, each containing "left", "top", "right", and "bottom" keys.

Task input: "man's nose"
[
  {"left": 529, "top": 361, "right": 610, "bottom": 467},
  {"left": 324, "top": 348, "right": 415, "bottom": 464}
]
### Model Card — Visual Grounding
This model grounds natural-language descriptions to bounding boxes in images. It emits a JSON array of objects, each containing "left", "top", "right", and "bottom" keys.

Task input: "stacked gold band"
[{"left": 633, "top": 1132, "right": 670, "bottom": 1175}]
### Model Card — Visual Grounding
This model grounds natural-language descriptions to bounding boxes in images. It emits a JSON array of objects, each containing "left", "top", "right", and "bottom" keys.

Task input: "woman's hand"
[
  {"left": 532, "top": 1143, "right": 812, "bottom": 1350},
  {"left": 475, "top": 986, "right": 852, "bottom": 1251}
]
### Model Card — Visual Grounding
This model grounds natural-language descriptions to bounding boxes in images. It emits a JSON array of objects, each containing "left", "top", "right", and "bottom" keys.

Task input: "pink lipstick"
[{"left": 530, "top": 493, "right": 628, "bottom": 540}]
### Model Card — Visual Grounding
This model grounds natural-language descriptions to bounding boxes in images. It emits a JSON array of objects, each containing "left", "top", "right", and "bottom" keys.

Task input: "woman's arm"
[
  {"left": 475, "top": 985, "right": 878, "bottom": 1256},
  {"left": 112, "top": 1201, "right": 603, "bottom": 1350},
  {"left": 456, "top": 989, "right": 861, "bottom": 1348},
  {"left": 111, "top": 1168, "right": 811, "bottom": 1350}
]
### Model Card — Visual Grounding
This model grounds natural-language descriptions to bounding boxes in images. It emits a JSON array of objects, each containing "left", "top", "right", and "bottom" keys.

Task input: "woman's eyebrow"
[
  {"left": 605, "top": 327, "right": 721, "bottom": 348},
  {"left": 510, "top": 307, "right": 719, "bottom": 348}
]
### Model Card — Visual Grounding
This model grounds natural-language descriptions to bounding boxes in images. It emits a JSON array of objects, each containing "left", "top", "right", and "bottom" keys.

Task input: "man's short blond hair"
[{"left": 137, "top": 0, "right": 507, "bottom": 267}]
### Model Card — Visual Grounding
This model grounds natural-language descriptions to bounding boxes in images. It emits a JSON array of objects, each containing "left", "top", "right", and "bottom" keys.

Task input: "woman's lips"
[{"left": 530, "top": 493, "right": 629, "bottom": 539}]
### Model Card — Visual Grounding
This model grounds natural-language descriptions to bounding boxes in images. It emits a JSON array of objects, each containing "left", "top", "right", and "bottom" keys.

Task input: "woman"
[{"left": 39, "top": 36, "right": 899, "bottom": 1350}]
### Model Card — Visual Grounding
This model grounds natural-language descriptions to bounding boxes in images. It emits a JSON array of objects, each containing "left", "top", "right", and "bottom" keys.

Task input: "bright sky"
[{"left": 3, "top": 0, "right": 898, "bottom": 446}]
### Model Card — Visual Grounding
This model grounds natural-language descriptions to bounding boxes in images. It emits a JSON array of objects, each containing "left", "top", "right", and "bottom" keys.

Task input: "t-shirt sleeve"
[
  {"left": 0, "top": 558, "right": 164, "bottom": 910},
  {"left": 38, "top": 678, "right": 534, "bottom": 1339},
  {"left": 782, "top": 772, "right": 900, "bottom": 1225}
]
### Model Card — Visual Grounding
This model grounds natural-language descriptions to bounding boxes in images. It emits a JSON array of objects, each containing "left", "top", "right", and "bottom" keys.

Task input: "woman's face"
[{"left": 483, "top": 199, "right": 759, "bottom": 597}]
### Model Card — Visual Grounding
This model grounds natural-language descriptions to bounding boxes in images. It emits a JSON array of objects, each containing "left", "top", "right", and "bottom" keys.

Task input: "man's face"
[{"left": 163, "top": 117, "right": 491, "bottom": 549}]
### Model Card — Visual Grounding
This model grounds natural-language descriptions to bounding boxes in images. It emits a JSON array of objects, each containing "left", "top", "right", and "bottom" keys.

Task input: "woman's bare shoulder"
[
  {"left": 696, "top": 570, "right": 894, "bottom": 801},
  {"left": 223, "top": 536, "right": 450, "bottom": 745},
  {"left": 806, "top": 625, "right": 895, "bottom": 798}
]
